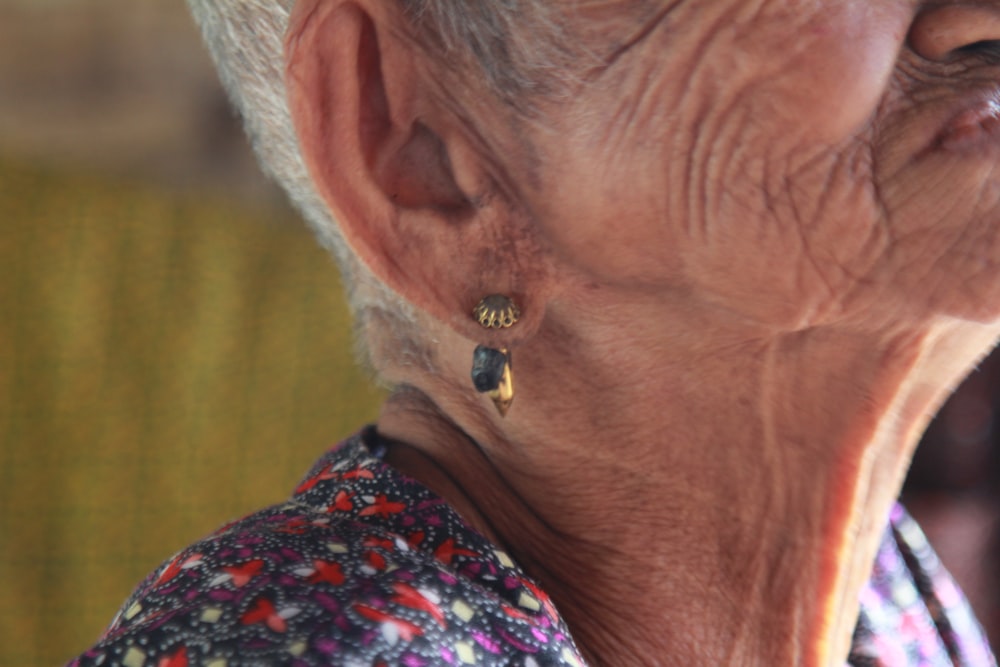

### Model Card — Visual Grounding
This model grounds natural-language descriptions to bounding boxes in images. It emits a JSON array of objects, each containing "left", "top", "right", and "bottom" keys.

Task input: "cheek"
[
  {"left": 744, "top": 3, "right": 907, "bottom": 144},
  {"left": 677, "top": 149, "right": 885, "bottom": 329},
  {"left": 534, "top": 156, "right": 686, "bottom": 287},
  {"left": 879, "top": 158, "right": 1000, "bottom": 323},
  {"left": 523, "top": 1, "right": 912, "bottom": 300}
]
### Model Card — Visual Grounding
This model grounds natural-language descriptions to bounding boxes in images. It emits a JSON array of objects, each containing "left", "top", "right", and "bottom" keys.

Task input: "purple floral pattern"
[
  {"left": 849, "top": 505, "right": 996, "bottom": 667},
  {"left": 68, "top": 429, "right": 995, "bottom": 666}
]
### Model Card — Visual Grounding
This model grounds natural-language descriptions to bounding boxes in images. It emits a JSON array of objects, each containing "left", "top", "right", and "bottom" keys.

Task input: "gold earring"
[
  {"left": 471, "top": 295, "right": 518, "bottom": 417},
  {"left": 473, "top": 295, "right": 520, "bottom": 329}
]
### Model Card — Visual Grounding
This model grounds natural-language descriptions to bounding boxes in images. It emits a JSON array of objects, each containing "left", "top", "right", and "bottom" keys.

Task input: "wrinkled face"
[{"left": 513, "top": 1, "right": 1000, "bottom": 330}]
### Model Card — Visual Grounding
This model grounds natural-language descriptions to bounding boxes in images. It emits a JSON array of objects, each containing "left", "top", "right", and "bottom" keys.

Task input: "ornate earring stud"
[
  {"left": 473, "top": 295, "right": 520, "bottom": 329},
  {"left": 470, "top": 295, "right": 518, "bottom": 417}
]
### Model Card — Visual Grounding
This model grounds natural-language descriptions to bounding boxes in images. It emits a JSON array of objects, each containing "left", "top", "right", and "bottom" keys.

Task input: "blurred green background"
[{"left": 0, "top": 2, "right": 382, "bottom": 665}]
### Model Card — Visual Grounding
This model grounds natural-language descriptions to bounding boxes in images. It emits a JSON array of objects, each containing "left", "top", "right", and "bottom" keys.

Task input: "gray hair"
[{"left": 185, "top": 0, "right": 571, "bottom": 378}]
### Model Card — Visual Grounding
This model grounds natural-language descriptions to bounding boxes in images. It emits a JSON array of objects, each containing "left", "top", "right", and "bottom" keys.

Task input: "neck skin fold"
[{"left": 374, "top": 291, "right": 999, "bottom": 667}]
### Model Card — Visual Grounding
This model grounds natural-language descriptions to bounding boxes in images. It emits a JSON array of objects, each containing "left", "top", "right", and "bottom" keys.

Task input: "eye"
[{"left": 956, "top": 39, "right": 1000, "bottom": 64}]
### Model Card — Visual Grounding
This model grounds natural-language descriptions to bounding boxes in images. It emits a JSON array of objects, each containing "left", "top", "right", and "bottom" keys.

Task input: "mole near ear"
[{"left": 374, "top": 121, "right": 472, "bottom": 217}]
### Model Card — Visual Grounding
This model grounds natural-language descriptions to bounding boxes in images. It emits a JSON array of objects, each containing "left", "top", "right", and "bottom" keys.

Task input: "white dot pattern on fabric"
[{"left": 66, "top": 430, "right": 996, "bottom": 666}]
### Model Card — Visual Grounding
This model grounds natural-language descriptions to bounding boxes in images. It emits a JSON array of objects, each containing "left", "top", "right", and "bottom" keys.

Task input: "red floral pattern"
[{"left": 68, "top": 429, "right": 995, "bottom": 666}]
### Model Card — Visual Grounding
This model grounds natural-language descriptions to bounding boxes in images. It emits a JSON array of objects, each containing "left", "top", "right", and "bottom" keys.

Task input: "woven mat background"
[{"left": 0, "top": 160, "right": 383, "bottom": 666}]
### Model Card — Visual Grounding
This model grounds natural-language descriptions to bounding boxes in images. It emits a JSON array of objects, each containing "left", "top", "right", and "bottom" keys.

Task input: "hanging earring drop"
[
  {"left": 471, "top": 345, "right": 514, "bottom": 417},
  {"left": 470, "top": 295, "right": 518, "bottom": 417}
]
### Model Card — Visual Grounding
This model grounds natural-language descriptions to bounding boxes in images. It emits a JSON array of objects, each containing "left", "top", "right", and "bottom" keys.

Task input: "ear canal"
[
  {"left": 356, "top": 13, "right": 470, "bottom": 215},
  {"left": 375, "top": 121, "right": 471, "bottom": 214}
]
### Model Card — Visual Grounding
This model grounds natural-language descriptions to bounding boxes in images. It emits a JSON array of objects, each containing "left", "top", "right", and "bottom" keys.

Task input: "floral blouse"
[{"left": 69, "top": 429, "right": 996, "bottom": 666}]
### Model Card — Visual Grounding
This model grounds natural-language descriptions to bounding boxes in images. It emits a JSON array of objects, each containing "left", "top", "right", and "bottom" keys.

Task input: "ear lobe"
[{"left": 285, "top": 0, "right": 556, "bottom": 344}]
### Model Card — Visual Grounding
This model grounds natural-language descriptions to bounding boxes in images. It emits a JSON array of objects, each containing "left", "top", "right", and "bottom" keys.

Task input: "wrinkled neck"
[{"left": 376, "top": 303, "right": 999, "bottom": 666}]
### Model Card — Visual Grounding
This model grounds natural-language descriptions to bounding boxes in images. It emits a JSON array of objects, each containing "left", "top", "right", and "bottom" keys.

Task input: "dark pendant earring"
[
  {"left": 471, "top": 345, "right": 514, "bottom": 417},
  {"left": 471, "top": 295, "right": 519, "bottom": 417}
]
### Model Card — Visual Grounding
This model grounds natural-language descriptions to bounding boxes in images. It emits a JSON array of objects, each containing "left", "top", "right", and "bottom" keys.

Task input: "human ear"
[{"left": 284, "top": 0, "right": 556, "bottom": 345}]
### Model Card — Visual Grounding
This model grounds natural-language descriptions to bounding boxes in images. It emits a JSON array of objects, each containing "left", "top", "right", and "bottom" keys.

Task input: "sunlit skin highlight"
[{"left": 286, "top": 1, "right": 1000, "bottom": 665}]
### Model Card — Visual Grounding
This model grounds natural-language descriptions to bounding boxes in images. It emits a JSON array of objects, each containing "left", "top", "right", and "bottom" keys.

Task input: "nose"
[{"left": 910, "top": 4, "right": 1000, "bottom": 61}]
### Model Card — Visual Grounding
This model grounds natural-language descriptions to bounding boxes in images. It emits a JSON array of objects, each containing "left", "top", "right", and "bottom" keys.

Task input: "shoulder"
[{"left": 68, "top": 502, "right": 581, "bottom": 667}]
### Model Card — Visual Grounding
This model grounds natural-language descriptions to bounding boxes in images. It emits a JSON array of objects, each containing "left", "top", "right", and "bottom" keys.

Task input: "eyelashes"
[{"left": 956, "top": 39, "right": 1000, "bottom": 65}]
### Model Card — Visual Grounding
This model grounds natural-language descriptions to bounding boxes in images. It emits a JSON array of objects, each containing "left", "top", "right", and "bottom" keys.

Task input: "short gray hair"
[{"left": 185, "top": 0, "right": 570, "bottom": 377}]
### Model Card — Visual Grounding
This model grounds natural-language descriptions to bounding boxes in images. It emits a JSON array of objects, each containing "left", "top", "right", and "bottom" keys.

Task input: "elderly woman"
[{"left": 70, "top": 1, "right": 1000, "bottom": 666}]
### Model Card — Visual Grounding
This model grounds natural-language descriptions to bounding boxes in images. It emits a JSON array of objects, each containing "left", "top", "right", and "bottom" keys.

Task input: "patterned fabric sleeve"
[
  {"left": 66, "top": 435, "right": 587, "bottom": 667},
  {"left": 848, "top": 504, "right": 996, "bottom": 667},
  {"left": 67, "top": 433, "right": 996, "bottom": 667}
]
